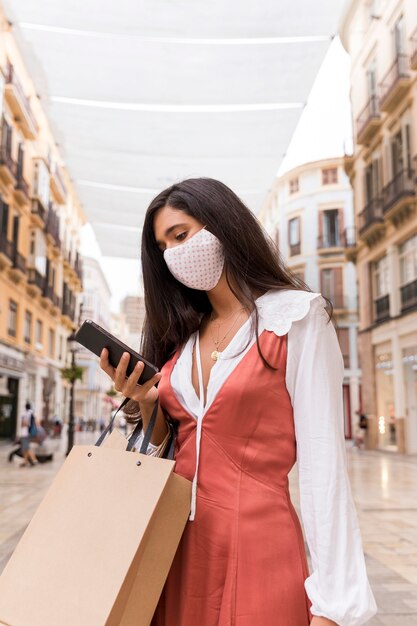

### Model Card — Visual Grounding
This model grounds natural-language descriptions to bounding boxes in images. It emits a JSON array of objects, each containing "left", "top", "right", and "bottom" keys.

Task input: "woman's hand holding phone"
[{"left": 99, "top": 348, "right": 168, "bottom": 444}]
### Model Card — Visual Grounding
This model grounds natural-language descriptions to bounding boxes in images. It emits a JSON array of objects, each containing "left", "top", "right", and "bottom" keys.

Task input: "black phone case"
[{"left": 74, "top": 320, "right": 158, "bottom": 385}]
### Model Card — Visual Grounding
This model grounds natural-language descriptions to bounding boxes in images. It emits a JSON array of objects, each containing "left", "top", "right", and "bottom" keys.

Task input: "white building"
[
  {"left": 75, "top": 257, "right": 112, "bottom": 423},
  {"left": 259, "top": 158, "right": 360, "bottom": 439}
]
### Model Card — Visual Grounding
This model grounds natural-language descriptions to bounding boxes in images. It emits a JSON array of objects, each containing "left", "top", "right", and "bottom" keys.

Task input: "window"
[
  {"left": 36, "top": 319, "right": 43, "bottom": 346},
  {"left": 8, "top": 300, "right": 17, "bottom": 337},
  {"left": 335, "top": 327, "right": 350, "bottom": 369},
  {"left": 322, "top": 167, "right": 338, "bottom": 185},
  {"left": 373, "top": 256, "right": 390, "bottom": 297},
  {"left": 48, "top": 328, "right": 55, "bottom": 358},
  {"left": 394, "top": 14, "right": 406, "bottom": 56},
  {"left": 24, "top": 310, "right": 32, "bottom": 344},
  {"left": 319, "top": 209, "right": 341, "bottom": 247},
  {"left": 288, "top": 217, "right": 301, "bottom": 256},
  {"left": 399, "top": 234, "right": 417, "bottom": 285},
  {"left": 366, "top": 59, "right": 378, "bottom": 100},
  {"left": 320, "top": 267, "right": 344, "bottom": 308},
  {"left": 33, "top": 159, "right": 50, "bottom": 208},
  {"left": 289, "top": 177, "right": 299, "bottom": 194}
]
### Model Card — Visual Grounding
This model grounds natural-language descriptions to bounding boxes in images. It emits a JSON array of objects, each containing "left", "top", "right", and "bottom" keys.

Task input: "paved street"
[{"left": 1, "top": 436, "right": 416, "bottom": 624}]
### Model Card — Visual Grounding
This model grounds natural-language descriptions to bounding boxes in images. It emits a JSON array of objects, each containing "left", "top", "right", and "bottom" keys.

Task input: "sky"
[{"left": 80, "top": 36, "right": 352, "bottom": 313}]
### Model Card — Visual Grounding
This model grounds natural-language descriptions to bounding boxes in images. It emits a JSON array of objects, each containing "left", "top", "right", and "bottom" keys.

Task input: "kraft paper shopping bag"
[{"left": 0, "top": 406, "right": 191, "bottom": 626}]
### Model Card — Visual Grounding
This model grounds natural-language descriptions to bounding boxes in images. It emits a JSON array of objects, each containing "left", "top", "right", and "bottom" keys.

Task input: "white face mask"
[{"left": 163, "top": 227, "right": 225, "bottom": 290}]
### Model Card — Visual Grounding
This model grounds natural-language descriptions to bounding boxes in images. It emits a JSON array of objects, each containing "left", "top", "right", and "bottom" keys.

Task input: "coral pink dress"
[{"left": 152, "top": 328, "right": 312, "bottom": 626}]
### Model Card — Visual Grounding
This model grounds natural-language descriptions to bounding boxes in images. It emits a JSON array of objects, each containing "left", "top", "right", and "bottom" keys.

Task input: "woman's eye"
[{"left": 175, "top": 232, "right": 187, "bottom": 242}]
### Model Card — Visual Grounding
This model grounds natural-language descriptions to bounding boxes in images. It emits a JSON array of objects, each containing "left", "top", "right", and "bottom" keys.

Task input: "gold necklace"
[{"left": 208, "top": 307, "right": 246, "bottom": 361}]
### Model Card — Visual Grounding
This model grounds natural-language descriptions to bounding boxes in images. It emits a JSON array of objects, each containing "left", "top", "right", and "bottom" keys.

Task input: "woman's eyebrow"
[{"left": 156, "top": 223, "right": 189, "bottom": 244}]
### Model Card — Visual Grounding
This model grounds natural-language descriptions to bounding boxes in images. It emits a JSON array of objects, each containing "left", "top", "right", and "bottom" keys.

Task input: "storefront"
[
  {"left": 374, "top": 347, "right": 398, "bottom": 452},
  {"left": 0, "top": 348, "right": 25, "bottom": 440},
  {"left": 402, "top": 345, "right": 417, "bottom": 454}
]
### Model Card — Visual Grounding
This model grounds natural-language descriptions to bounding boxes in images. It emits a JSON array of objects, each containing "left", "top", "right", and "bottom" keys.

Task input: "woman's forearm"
[{"left": 139, "top": 401, "right": 168, "bottom": 445}]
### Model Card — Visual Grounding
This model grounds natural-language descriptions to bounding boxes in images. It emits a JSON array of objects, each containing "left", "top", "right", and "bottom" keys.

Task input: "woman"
[{"left": 100, "top": 178, "right": 377, "bottom": 626}]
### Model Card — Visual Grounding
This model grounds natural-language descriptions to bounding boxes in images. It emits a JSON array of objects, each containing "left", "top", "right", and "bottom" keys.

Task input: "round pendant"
[{"left": 211, "top": 350, "right": 219, "bottom": 361}]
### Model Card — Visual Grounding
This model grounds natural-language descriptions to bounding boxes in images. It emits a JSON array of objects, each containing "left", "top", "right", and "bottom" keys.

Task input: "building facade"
[
  {"left": 259, "top": 158, "right": 360, "bottom": 440},
  {"left": 341, "top": 0, "right": 417, "bottom": 453},
  {"left": 75, "top": 257, "right": 112, "bottom": 424},
  {"left": 120, "top": 294, "right": 146, "bottom": 350},
  {"left": 0, "top": 15, "right": 85, "bottom": 438}
]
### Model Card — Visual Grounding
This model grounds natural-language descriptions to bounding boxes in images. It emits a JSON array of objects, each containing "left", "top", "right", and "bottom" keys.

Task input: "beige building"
[
  {"left": 0, "top": 14, "right": 85, "bottom": 438},
  {"left": 341, "top": 0, "right": 417, "bottom": 453},
  {"left": 120, "top": 294, "right": 146, "bottom": 349},
  {"left": 75, "top": 257, "right": 112, "bottom": 423},
  {"left": 259, "top": 158, "right": 360, "bottom": 440}
]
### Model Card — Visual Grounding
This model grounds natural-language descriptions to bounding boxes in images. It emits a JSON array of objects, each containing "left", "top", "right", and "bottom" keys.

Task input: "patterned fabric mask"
[{"left": 163, "top": 227, "right": 225, "bottom": 290}]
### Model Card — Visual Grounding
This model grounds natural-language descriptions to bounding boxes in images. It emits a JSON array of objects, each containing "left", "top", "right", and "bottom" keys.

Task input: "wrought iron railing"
[
  {"left": 356, "top": 95, "right": 380, "bottom": 139},
  {"left": 358, "top": 197, "right": 384, "bottom": 235},
  {"left": 379, "top": 54, "right": 410, "bottom": 107},
  {"left": 374, "top": 294, "right": 390, "bottom": 323},
  {"left": 6, "top": 63, "right": 38, "bottom": 132},
  {"left": 31, "top": 198, "right": 47, "bottom": 223},
  {"left": 27, "top": 268, "right": 46, "bottom": 291},
  {"left": 0, "top": 232, "right": 13, "bottom": 260},
  {"left": 382, "top": 168, "right": 415, "bottom": 214},
  {"left": 400, "top": 278, "right": 417, "bottom": 313},
  {"left": 317, "top": 233, "right": 343, "bottom": 249}
]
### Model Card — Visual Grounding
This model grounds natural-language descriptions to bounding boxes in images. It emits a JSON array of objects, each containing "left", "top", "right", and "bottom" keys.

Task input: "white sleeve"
[
  {"left": 132, "top": 431, "right": 158, "bottom": 454},
  {"left": 286, "top": 296, "right": 377, "bottom": 626}
]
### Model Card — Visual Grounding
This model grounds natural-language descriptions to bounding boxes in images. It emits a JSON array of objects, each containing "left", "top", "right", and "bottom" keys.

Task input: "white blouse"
[{"left": 168, "top": 289, "right": 377, "bottom": 626}]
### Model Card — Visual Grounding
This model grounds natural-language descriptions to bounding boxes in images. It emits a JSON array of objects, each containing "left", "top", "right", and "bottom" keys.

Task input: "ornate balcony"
[
  {"left": 74, "top": 252, "right": 83, "bottom": 282},
  {"left": 400, "top": 279, "right": 417, "bottom": 314},
  {"left": 382, "top": 168, "right": 416, "bottom": 225},
  {"left": 50, "top": 165, "right": 67, "bottom": 204},
  {"left": 356, "top": 95, "right": 382, "bottom": 145},
  {"left": 14, "top": 171, "right": 30, "bottom": 205},
  {"left": 317, "top": 232, "right": 344, "bottom": 255},
  {"left": 42, "top": 283, "right": 55, "bottom": 302},
  {"left": 0, "top": 125, "right": 17, "bottom": 186},
  {"left": 410, "top": 29, "right": 417, "bottom": 71},
  {"left": 45, "top": 204, "right": 61, "bottom": 248},
  {"left": 27, "top": 268, "right": 46, "bottom": 294},
  {"left": 342, "top": 226, "right": 359, "bottom": 263},
  {"left": 379, "top": 54, "right": 412, "bottom": 113},
  {"left": 374, "top": 294, "right": 390, "bottom": 324},
  {"left": 8, "top": 250, "right": 27, "bottom": 283},
  {"left": 0, "top": 232, "right": 13, "bottom": 270},
  {"left": 62, "top": 301, "right": 76, "bottom": 321},
  {"left": 358, "top": 197, "right": 385, "bottom": 244},
  {"left": 4, "top": 63, "right": 38, "bottom": 139},
  {"left": 31, "top": 198, "right": 48, "bottom": 228}
]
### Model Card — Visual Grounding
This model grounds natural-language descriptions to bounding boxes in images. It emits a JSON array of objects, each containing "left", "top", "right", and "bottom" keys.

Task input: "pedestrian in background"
[{"left": 19, "top": 402, "right": 38, "bottom": 467}]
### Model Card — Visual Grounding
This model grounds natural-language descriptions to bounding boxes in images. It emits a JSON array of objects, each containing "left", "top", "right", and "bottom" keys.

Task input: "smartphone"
[{"left": 74, "top": 320, "right": 159, "bottom": 385}]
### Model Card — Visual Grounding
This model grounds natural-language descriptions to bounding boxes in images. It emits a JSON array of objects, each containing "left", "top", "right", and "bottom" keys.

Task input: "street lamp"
[{"left": 66, "top": 332, "right": 78, "bottom": 456}]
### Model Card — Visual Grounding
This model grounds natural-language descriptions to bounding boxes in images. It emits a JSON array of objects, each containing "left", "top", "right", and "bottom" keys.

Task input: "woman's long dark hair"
[{"left": 139, "top": 177, "right": 316, "bottom": 371}]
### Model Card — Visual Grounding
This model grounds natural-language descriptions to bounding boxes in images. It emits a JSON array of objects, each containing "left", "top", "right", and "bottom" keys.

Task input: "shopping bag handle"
[
  {"left": 94, "top": 397, "right": 130, "bottom": 447},
  {"left": 126, "top": 400, "right": 159, "bottom": 454},
  {"left": 95, "top": 397, "right": 176, "bottom": 459}
]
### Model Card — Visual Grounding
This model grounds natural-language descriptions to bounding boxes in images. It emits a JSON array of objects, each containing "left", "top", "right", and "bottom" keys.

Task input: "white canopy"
[{"left": 3, "top": 0, "right": 347, "bottom": 258}]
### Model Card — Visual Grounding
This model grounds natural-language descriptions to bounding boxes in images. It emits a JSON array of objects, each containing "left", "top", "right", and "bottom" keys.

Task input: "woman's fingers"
[
  {"left": 114, "top": 352, "right": 130, "bottom": 391},
  {"left": 123, "top": 362, "right": 162, "bottom": 399},
  {"left": 100, "top": 349, "right": 162, "bottom": 401},
  {"left": 99, "top": 348, "right": 115, "bottom": 379}
]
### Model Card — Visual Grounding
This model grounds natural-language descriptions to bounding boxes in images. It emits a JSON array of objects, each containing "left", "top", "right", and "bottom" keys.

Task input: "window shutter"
[
  {"left": 318, "top": 211, "right": 323, "bottom": 246},
  {"left": 335, "top": 327, "right": 350, "bottom": 368},
  {"left": 337, "top": 209, "right": 344, "bottom": 241},
  {"left": 334, "top": 267, "right": 344, "bottom": 308}
]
